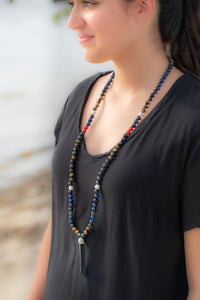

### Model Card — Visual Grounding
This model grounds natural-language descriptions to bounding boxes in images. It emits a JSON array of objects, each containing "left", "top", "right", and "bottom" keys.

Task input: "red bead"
[
  {"left": 82, "top": 125, "right": 88, "bottom": 133},
  {"left": 126, "top": 126, "right": 133, "bottom": 134}
]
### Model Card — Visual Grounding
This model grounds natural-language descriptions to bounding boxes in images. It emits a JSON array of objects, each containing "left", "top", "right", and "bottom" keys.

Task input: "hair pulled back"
[
  {"left": 159, "top": 0, "right": 200, "bottom": 81},
  {"left": 125, "top": 0, "right": 200, "bottom": 81}
]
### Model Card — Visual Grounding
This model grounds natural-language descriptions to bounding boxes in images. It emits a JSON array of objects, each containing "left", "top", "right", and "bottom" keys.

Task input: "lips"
[{"left": 78, "top": 33, "right": 94, "bottom": 44}]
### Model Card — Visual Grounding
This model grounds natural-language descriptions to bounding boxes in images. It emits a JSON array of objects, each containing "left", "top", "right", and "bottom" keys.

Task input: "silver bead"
[
  {"left": 78, "top": 237, "right": 85, "bottom": 245},
  {"left": 95, "top": 184, "right": 100, "bottom": 190},
  {"left": 138, "top": 112, "right": 143, "bottom": 117}
]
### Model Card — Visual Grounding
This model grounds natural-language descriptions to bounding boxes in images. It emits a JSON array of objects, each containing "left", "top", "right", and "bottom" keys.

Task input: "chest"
[{"left": 80, "top": 92, "right": 164, "bottom": 156}]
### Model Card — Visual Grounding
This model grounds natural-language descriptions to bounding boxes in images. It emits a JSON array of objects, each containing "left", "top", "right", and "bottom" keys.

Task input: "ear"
[{"left": 135, "top": 0, "right": 155, "bottom": 22}]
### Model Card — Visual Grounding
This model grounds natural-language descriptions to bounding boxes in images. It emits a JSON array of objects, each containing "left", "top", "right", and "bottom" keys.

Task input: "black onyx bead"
[
  {"left": 145, "top": 101, "right": 149, "bottom": 105},
  {"left": 137, "top": 116, "right": 141, "bottom": 120}
]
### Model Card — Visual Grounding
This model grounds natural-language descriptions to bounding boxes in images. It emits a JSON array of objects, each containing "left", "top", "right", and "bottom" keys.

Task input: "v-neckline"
[{"left": 77, "top": 71, "right": 187, "bottom": 160}]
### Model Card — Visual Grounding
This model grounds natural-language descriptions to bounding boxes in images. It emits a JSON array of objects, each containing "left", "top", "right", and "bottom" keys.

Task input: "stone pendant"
[{"left": 78, "top": 237, "right": 86, "bottom": 276}]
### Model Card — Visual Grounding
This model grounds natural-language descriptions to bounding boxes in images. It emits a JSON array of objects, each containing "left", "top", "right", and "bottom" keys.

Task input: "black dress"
[{"left": 44, "top": 71, "right": 200, "bottom": 300}]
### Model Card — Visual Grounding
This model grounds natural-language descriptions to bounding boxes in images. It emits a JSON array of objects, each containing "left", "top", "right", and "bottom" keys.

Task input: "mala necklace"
[{"left": 67, "top": 58, "right": 175, "bottom": 276}]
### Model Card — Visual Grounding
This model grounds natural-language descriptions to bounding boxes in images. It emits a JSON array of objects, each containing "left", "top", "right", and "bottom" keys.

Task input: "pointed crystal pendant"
[{"left": 78, "top": 237, "right": 86, "bottom": 276}]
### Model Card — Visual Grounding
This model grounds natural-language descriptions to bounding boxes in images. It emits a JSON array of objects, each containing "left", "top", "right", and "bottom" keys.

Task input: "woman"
[{"left": 27, "top": 0, "right": 200, "bottom": 299}]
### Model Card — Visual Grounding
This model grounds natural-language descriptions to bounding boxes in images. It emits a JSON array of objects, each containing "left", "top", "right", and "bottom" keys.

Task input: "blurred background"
[{"left": 0, "top": 0, "right": 112, "bottom": 298}]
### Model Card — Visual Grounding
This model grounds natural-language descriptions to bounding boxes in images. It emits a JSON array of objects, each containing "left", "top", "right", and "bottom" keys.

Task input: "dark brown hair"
[{"left": 126, "top": 0, "right": 200, "bottom": 81}]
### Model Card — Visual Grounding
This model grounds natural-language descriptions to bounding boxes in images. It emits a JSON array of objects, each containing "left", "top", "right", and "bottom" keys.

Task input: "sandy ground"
[{"left": 0, "top": 170, "right": 52, "bottom": 300}]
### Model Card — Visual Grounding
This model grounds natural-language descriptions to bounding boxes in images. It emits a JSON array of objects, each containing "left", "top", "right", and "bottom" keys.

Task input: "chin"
[{"left": 83, "top": 50, "right": 110, "bottom": 64}]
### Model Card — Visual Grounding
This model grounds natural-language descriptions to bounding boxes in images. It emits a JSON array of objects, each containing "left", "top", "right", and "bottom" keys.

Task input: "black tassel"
[{"left": 78, "top": 237, "right": 86, "bottom": 276}]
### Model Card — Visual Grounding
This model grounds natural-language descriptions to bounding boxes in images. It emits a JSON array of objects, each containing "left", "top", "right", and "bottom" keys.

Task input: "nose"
[{"left": 67, "top": 6, "right": 85, "bottom": 30}]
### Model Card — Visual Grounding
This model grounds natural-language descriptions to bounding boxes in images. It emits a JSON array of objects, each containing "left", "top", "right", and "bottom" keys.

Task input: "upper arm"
[{"left": 184, "top": 228, "right": 200, "bottom": 294}]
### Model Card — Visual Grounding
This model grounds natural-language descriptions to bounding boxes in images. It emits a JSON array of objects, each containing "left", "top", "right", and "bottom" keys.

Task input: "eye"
[
  {"left": 81, "top": 1, "right": 97, "bottom": 7},
  {"left": 68, "top": 1, "right": 74, "bottom": 6}
]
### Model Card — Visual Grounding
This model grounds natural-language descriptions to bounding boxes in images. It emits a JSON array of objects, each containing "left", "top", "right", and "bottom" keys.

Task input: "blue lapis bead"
[
  {"left": 69, "top": 198, "right": 73, "bottom": 203},
  {"left": 152, "top": 90, "right": 156, "bottom": 95},
  {"left": 68, "top": 190, "right": 73, "bottom": 194},
  {"left": 94, "top": 193, "right": 99, "bottom": 198},
  {"left": 86, "top": 122, "right": 90, "bottom": 126},
  {"left": 69, "top": 207, "right": 73, "bottom": 211},
  {"left": 69, "top": 194, "right": 73, "bottom": 198},
  {"left": 158, "top": 82, "right": 162, "bottom": 87},
  {"left": 92, "top": 203, "right": 97, "bottom": 208},
  {"left": 90, "top": 114, "right": 94, "bottom": 119},
  {"left": 89, "top": 118, "right": 92, "bottom": 122},
  {"left": 92, "top": 207, "right": 97, "bottom": 211},
  {"left": 69, "top": 203, "right": 74, "bottom": 208},
  {"left": 134, "top": 119, "right": 138, "bottom": 124}
]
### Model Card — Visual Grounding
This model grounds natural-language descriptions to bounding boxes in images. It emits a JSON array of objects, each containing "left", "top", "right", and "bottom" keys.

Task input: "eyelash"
[{"left": 68, "top": 1, "right": 97, "bottom": 7}]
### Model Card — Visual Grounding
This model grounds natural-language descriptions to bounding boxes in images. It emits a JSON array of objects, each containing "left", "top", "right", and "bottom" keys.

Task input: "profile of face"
[{"left": 67, "top": 0, "right": 158, "bottom": 64}]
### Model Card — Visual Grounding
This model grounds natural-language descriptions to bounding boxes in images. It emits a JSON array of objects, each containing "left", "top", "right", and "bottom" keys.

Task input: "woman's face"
[{"left": 67, "top": 0, "right": 142, "bottom": 63}]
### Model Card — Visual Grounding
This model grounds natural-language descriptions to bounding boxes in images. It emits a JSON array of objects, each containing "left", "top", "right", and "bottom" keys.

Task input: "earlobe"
[{"left": 135, "top": 0, "right": 155, "bottom": 22}]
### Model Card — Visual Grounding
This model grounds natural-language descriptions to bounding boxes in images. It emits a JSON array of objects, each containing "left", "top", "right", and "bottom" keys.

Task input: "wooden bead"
[
  {"left": 72, "top": 227, "right": 77, "bottom": 232},
  {"left": 86, "top": 225, "right": 92, "bottom": 232},
  {"left": 75, "top": 230, "right": 80, "bottom": 235},
  {"left": 70, "top": 173, "right": 74, "bottom": 177},
  {"left": 84, "top": 230, "right": 88, "bottom": 235}
]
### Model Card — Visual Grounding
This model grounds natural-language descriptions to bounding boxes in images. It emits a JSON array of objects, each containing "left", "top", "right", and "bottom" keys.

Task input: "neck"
[{"left": 111, "top": 46, "right": 170, "bottom": 99}]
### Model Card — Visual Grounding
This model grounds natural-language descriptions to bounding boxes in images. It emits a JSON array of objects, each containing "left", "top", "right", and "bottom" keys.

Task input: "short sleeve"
[
  {"left": 181, "top": 137, "right": 200, "bottom": 232},
  {"left": 54, "top": 97, "right": 69, "bottom": 146}
]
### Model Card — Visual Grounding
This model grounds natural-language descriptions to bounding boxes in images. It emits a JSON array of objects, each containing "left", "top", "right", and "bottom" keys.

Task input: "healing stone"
[{"left": 78, "top": 237, "right": 85, "bottom": 245}]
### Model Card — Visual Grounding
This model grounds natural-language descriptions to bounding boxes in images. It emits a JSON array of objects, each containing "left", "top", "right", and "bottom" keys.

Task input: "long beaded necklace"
[{"left": 67, "top": 58, "right": 174, "bottom": 276}]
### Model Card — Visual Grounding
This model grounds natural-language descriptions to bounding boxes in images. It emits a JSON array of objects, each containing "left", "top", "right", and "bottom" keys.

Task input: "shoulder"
[
  {"left": 174, "top": 73, "right": 200, "bottom": 125},
  {"left": 176, "top": 73, "right": 200, "bottom": 108}
]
